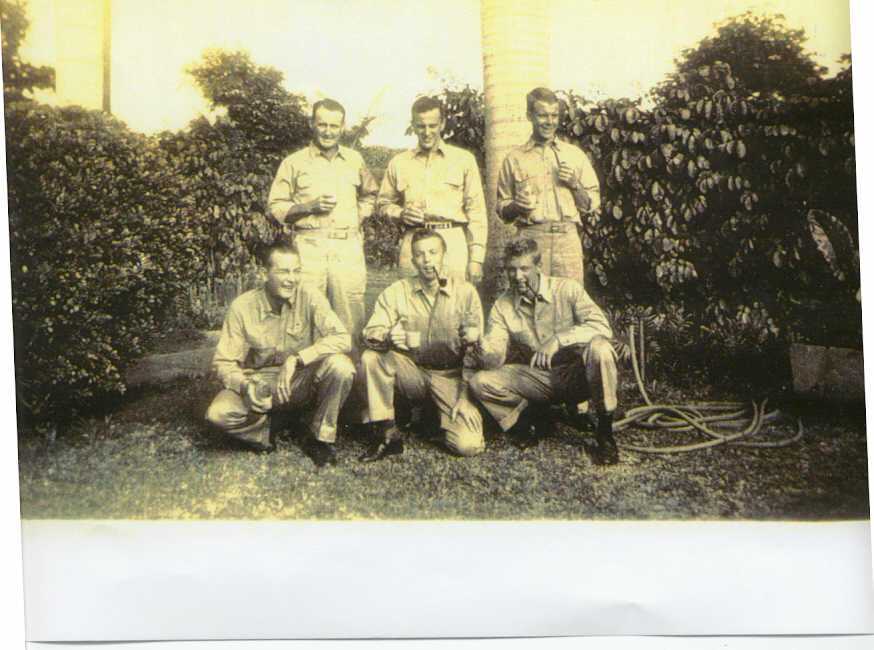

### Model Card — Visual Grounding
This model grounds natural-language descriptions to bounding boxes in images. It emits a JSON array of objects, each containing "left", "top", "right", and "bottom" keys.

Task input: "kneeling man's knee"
[
  {"left": 587, "top": 336, "right": 615, "bottom": 362},
  {"left": 205, "top": 399, "right": 228, "bottom": 430},
  {"left": 323, "top": 353, "right": 356, "bottom": 380}
]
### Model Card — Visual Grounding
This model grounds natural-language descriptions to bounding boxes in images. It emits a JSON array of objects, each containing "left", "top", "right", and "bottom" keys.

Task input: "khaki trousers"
[
  {"left": 205, "top": 354, "right": 355, "bottom": 443},
  {"left": 293, "top": 232, "right": 366, "bottom": 349},
  {"left": 516, "top": 223, "right": 584, "bottom": 284},
  {"left": 469, "top": 337, "right": 617, "bottom": 431},
  {"left": 398, "top": 227, "right": 468, "bottom": 282},
  {"left": 361, "top": 349, "right": 484, "bottom": 457}
]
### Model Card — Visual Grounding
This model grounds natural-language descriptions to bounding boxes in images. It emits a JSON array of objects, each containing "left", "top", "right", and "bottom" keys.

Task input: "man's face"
[
  {"left": 312, "top": 107, "right": 344, "bottom": 151},
  {"left": 264, "top": 250, "right": 302, "bottom": 301},
  {"left": 411, "top": 235, "right": 446, "bottom": 282},
  {"left": 528, "top": 100, "right": 560, "bottom": 142},
  {"left": 412, "top": 108, "right": 444, "bottom": 152},
  {"left": 505, "top": 253, "right": 541, "bottom": 296}
]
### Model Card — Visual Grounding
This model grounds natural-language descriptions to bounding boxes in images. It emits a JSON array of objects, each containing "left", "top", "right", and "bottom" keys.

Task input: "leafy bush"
[
  {"left": 6, "top": 103, "right": 201, "bottom": 423},
  {"left": 426, "top": 14, "right": 858, "bottom": 357}
]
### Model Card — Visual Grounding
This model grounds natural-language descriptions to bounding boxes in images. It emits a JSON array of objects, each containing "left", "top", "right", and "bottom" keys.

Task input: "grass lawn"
[{"left": 17, "top": 368, "right": 869, "bottom": 520}]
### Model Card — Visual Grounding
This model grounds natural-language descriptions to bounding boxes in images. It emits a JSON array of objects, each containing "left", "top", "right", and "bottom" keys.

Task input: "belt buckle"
[
  {"left": 550, "top": 224, "right": 563, "bottom": 233},
  {"left": 330, "top": 231, "right": 348, "bottom": 240}
]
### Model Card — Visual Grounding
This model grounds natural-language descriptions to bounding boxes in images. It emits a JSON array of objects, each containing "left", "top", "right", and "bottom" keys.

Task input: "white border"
[{"left": 3, "top": 0, "right": 874, "bottom": 646}]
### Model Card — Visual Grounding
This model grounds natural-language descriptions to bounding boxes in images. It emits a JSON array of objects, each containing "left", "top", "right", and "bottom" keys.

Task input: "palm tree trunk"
[{"left": 480, "top": 0, "right": 551, "bottom": 300}]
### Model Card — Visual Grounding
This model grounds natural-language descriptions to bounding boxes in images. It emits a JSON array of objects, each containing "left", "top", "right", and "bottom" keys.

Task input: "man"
[
  {"left": 268, "top": 98, "right": 378, "bottom": 347},
  {"left": 496, "top": 87, "right": 601, "bottom": 284},
  {"left": 359, "top": 228, "right": 485, "bottom": 461},
  {"left": 378, "top": 96, "right": 487, "bottom": 284},
  {"left": 205, "top": 241, "right": 356, "bottom": 467},
  {"left": 466, "top": 238, "right": 620, "bottom": 465}
]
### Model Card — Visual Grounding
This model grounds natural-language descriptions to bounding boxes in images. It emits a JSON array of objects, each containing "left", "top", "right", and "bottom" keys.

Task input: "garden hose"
[{"left": 614, "top": 324, "right": 804, "bottom": 454}]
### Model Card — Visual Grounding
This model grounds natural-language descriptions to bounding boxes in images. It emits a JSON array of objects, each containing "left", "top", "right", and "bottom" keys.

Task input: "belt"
[
  {"left": 290, "top": 225, "right": 356, "bottom": 240},
  {"left": 518, "top": 221, "right": 576, "bottom": 234},
  {"left": 406, "top": 219, "right": 462, "bottom": 231}
]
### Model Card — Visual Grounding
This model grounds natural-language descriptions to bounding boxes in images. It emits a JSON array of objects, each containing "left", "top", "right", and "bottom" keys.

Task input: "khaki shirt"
[
  {"left": 377, "top": 140, "right": 487, "bottom": 264},
  {"left": 268, "top": 144, "right": 378, "bottom": 230},
  {"left": 213, "top": 285, "right": 351, "bottom": 393},
  {"left": 496, "top": 137, "right": 601, "bottom": 225},
  {"left": 363, "top": 276, "right": 484, "bottom": 370},
  {"left": 477, "top": 273, "right": 612, "bottom": 369}
]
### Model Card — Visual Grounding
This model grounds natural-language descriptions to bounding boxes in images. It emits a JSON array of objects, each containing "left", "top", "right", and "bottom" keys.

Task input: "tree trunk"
[{"left": 480, "top": 0, "right": 551, "bottom": 301}]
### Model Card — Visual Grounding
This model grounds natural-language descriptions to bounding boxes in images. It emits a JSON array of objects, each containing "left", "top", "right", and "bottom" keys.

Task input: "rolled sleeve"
[
  {"left": 296, "top": 289, "right": 352, "bottom": 366},
  {"left": 377, "top": 158, "right": 404, "bottom": 219},
  {"left": 476, "top": 302, "right": 511, "bottom": 370},
  {"left": 495, "top": 155, "right": 516, "bottom": 221},
  {"left": 212, "top": 306, "right": 250, "bottom": 394},
  {"left": 362, "top": 287, "right": 399, "bottom": 350},
  {"left": 358, "top": 164, "right": 378, "bottom": 220},
  {"left": 577, "top": 150, "right": 601, "bottom": 214},
  {"left": 267, "top": 157, "right": 300, "bottom": 225},
  {"left": 462, "top": 155, "right": 488, "bottom": 263},
  {"left": 555, "top": 282, "right": 613, "bottom": 347}
]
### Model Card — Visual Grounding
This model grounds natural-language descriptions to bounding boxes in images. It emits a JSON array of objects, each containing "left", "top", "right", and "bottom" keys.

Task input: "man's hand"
[
  {"left": 243, "top": 378, "right": 272, "bottom": 413},
  {"left": 401, "top": 204, "right": 426, "bottom": 226},
  {"left": 276, "top": 355, "right": 299, "bottom": 404},
  {"left": 304, "top": 194, "right": 338, "bottom": 215},
  {"left": 388, "top": 320, "right": 409, "bottom": 351},
  {"left": 467, "top": 261, "right": 483, "bottom": 284},
  {"left": 513, "top": 192, "right": 537, "bottom": 214},
  {"left": 557, "top": 162, "right": 579, "bottom": 190},
  {"left": 458, "top": 323, "right": 481, "bottom": 346},
  {"left": 530, "top": 336, "right": 560, "bottom": 370}
]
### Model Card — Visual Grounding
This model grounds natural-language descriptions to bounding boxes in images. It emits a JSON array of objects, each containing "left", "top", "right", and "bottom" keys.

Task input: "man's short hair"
[
  {"left": 411, "top": 96, "right": 444, "bottom": 121},
  {"left": 526, "top": 87, "right": 560, "bottom": 114},
  {"left": 312, "top": 98, "right": 346, "bottom": 121},
  {"left": 259, "top": 240, "right": 300, "bottom": 268},
  {"left": 504, "top": 237, "right": 541, "bottom": 265},
  {"left": 410, "top": 227, "right": 447, "bottom": 253}
]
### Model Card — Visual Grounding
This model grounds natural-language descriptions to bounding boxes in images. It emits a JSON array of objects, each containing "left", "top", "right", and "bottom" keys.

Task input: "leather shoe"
[
  {"left": 359, "top": 439, "right": 404, "bottom": 463},
  {"left": 303, "top": 439, "right": 337, "bottom": 467},
  {"left": 591, "top": 413, "right": 619, "bottom": 466}
]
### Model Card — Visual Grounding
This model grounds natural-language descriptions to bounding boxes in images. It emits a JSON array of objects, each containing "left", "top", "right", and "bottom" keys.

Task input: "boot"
[
  {"left": 592, "top": 411, "right": 619, "bottom": 466},
  {"left": 509, "top": 404, "right": 551, "bottom": 449},
  {"left": 359, "top": 421, "right": 404, "bottom": 462},
  {"left": 302, "top": 438, "right": 337, "bottom": 468}
]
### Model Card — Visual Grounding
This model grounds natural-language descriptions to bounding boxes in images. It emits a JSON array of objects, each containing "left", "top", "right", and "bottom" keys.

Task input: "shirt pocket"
[
  {"left": 285, "top": 317, "right": 310, "bottom": 352},
  {"left": 295, "top": 171, "right": 313, "bottom": 193}
]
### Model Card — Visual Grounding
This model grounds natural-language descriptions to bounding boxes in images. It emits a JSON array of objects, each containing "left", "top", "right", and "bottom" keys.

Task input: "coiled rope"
[{"left": 614, "top": 323, "right": 804, "bottom": 453}]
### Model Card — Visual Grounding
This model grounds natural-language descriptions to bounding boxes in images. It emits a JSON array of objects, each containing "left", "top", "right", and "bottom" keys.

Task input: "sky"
[{"left": 19, "top": 0, "right": 852, "bottom": 148}]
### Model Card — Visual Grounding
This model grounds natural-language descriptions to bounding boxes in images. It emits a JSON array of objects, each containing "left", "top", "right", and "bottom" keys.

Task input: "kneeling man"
[
  {"left": 466, "top": 237, "right": 620, "bottom": 465},
  {"left": 360, "top": 228, "right": 485, "bottom": 461},
  {"left": 206, "top": 241, "right": 355, "bottom": 466}
]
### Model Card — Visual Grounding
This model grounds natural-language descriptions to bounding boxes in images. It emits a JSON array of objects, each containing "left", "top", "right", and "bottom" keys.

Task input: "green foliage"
[
  {"left": 427, "top": 13, "right": 858, "bottom": 358},
  {"left": 6, "top": 103, "right": 200, "bottom": 422},
  {"left": 563, "top": 33, "right": 858, "bottom": 351},
  {"left": 1, "top": 0, "right": 54, "bottom": 104},
  {"left": 157, "top": 50, "right": 313, "bottom": 282}
]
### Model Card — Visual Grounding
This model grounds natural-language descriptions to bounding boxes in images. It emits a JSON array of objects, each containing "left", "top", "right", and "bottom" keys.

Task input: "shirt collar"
[
  {"left": 256, "top": 285, "right": 296, "bottom": 321},
  {"left": 413, "top": 138, "right": 447, "bottom": 157},
  {"left": 513, "top": 273, "right": 552, "bottom": 311},
  {"left": 308, "top": 142, "right": 346, "bottom": 161},
  {"left": 412, "top": 274, "right": 454, "bottom": 297},
  {"left": 523, "top": 136, "right": 562, "bottom": 153}
]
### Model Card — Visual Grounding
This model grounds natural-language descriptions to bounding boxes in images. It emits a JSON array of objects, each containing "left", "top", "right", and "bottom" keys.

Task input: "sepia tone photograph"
[{"left": 4, "top": 0, "right": 867, "bottom": 525}]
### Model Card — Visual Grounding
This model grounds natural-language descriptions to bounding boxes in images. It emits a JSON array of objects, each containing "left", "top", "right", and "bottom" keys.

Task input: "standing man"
[
  {"left": 359, "top": 229, "right": 485, "bottom": 461},
  {"left": 378, "top": 96, "right": 487, "bottom": 284},
  {"left": 465, "top": 238, "right": 620, "bottom": 465},
  {"left": 268, "top": 98, "right": 378, "bottom": 348},
  {"left": 496, "top": 87, "right": 601, "bottom": 284},
  {"left": 205, "top": 241, "right": 356, "bottom": 467}
]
